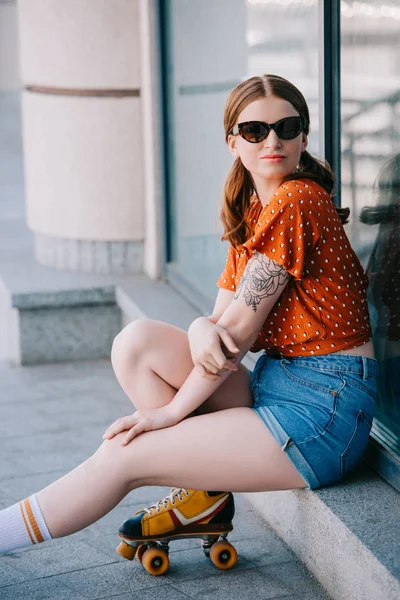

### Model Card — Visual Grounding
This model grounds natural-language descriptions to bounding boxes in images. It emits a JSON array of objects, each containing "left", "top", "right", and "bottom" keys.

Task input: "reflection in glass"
[
  {"left": 341, "top": 1, "right": 400, "bottom": 454},
  {"left": 362, "top": 157, "right": 400, "bottom": 449}
]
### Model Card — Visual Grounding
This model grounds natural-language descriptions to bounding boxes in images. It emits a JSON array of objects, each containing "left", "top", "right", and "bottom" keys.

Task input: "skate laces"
[{"left": 143, "top": 487, "right": 191, "bottom": 515}]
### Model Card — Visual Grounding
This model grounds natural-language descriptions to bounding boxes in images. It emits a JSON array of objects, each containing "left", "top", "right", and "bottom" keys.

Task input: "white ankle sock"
[{"left": 0, "top": 494, "right": 52, "bottom": 554}]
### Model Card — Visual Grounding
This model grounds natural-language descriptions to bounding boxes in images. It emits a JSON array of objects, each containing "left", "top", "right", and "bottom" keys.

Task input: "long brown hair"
[{"left": 220, "top": 74, "right": 349, "bottom": 248}]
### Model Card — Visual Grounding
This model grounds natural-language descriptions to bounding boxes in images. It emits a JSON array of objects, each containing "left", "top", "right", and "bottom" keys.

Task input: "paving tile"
[
  {"left": 233, "top": 534, "right": 295, "bottom": 567},
  {"left": 46, "top": 560, "right": 170, "bottom": 599},
  {"left": 0, "top": 449, "right": 89, "bottom": 480},
  {"left": 11, "top": 360, "right": 112, "bottom": 387},
  {"left": 0, "top": 489, "right": 15, "bottom": 510},
  {"left": 0, "top": 413, "right": 111, "bottom": 440},
  {"left": 0, "top": 539, "right": 117, "bottom": 579},
  {"left": 296, "top": 591, "right": 332, "bottom": 600},
  {"left": 173, "top": 560, "right": 323, "bottom": 600},
  {"left": 99, "top": 584, "right": 195, "bottom": 600},
  {"left": 73, "top": 531, "right": 131, "bottom": 562},
  {"left": 0, "top": 577, "right": 90, "bottom": 600},
  {"left": 228, "top": 506, "right": 281, "bottom": 542},
  {"left": 0, "top": 423, "right": 107, "bottom": 460},
  {"left": 0, "top": 470, "right": 73, "bottom": 503},
  {"left": 84, "top": 503, "right": 151, "bottom": 537},
  {"left": 0, "top": 561, "right": 27, "bottom": 587},
  {"left": 0, "top": 388, "right": 52, "bottom": 405}
]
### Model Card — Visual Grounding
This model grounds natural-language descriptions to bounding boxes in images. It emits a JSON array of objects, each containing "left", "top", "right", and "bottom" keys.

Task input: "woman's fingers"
[
  {"left": 102, "top": 415, "right": 137, "bottom": 439},
  {"left": 204, "top": 330, "right": 239, "bottom": 372},
  {"left": 206, "top": 347, "right": 238, "bottom": 373},
  {"left": 217, "top": 328, "right": 240, "bottom": 356},
  {"left": 195, "top": 363, "right": 220, "bottom": 380},
  {"left": 121, "top": 423, "right": 145, "bottom": 445}
]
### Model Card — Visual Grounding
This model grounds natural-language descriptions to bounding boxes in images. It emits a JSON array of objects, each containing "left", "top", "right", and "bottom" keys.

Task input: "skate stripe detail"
[
  {"left": 24, "top": 498, "right": 45, "bottom": 543},
  {"left": 169, "top": 510, "right": 183, "bottom": 527},
  {"left": 171, "top": 494, "right": 229, "bottom": 526},
  {"left": 195, "top": 496, "right": 230, "bottom": 524},
  {"left": 19, "top": 501, "right": 36, "bottom": 545}
]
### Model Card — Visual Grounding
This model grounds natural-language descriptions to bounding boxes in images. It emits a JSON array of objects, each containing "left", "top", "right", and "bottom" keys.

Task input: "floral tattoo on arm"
[{"left": 235, "top": 251, "right": 290, "bottom": 312}]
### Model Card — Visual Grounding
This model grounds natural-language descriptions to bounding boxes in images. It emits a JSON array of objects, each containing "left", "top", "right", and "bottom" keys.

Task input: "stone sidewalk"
[{"left": 0, "top": 359, "right": 331, "bottom": 600}]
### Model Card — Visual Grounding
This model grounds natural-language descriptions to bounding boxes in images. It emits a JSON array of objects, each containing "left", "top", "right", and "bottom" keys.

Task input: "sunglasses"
[{"left": 230, "top": 116, "right": 306, "bottom": 143}]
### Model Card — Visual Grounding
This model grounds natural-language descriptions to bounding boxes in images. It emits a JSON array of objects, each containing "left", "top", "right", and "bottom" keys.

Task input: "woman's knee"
[{"left": 111, "top": 318, "right": 153, "bottom": 371}]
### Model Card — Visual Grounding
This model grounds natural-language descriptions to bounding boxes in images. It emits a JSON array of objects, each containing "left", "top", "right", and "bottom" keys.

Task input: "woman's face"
[{"left": 227, "top": 96, "right": 308, "bottom": 184}]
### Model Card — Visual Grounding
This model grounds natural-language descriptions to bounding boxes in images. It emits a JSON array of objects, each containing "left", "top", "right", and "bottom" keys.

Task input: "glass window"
[
  {"left": 163, "top": 0, "right": 320, "bottom": 299},
  {"left": 340, "top": 1, "right": 400, "bottom": 456}
]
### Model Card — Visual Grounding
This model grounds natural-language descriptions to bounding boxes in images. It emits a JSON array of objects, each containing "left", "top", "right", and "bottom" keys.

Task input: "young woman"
[{"left": 0, "top": 74, "right": 378, "bottom": 560}]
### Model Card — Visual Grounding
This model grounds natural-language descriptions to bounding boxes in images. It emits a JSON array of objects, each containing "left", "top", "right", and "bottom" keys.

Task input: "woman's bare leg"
[
  {"left": 32, "top": 318, "right": 307, "bottom": 541},
  {"left": 37, "top": 406, "right": 307, "bottom": 538},
  {"left": 34, "top": 318, "right": 257, "bottom": 538},
  {"left": 110, "top": 318, "right": 254, "bottom": 415}
]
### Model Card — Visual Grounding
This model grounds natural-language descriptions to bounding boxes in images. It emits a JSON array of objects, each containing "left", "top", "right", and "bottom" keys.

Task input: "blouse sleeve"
[
  {"left": 242, "top": 180, "right": 324, "bottom": 280},
  {"left": 216, "top": 244, "right": 238, "bottom": 291}
]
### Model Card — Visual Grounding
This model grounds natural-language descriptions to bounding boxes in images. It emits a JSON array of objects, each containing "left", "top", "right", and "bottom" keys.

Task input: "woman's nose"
[{"left": 263, "top": 129, "right": 281, "bottom": 147}]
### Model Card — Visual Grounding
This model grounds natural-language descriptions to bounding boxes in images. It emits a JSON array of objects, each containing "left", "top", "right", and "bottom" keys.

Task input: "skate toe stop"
[{"left": 116, "top": 541, "right": 137, "bottom": 560}]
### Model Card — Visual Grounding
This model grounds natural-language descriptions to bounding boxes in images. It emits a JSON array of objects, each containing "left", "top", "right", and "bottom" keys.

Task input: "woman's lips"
[{"left": 261, "top": 156, "right": 285, "bottom": 162}]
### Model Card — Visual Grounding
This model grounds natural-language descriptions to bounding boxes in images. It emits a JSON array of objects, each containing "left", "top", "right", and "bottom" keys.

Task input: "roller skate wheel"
[
  {"left": 209, "top": 540, "right": 237, "bottom": 570},
  {"left": 141, "top": 546, "right": 170, "bottom": 576},
  {"left": 116, "top": 540, "right": 137, "bottom": 561},
  {"left": 136, "top": 544, "right": 146, "bottom": 564}
]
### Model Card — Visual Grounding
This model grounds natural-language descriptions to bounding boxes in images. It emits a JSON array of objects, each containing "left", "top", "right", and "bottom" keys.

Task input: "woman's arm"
[
  {"left": 103, "top": 252, "right": 291, "bottom": 444},
  {"left": 168, "top": 252, "right": 290, "bottom": 422},
  {"left": 207, "top": 288, "right": 235, "bottom": 323}
]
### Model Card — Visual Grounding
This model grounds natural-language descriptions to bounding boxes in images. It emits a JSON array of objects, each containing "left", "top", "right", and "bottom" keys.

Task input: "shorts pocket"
[
  {"left": 342, "top": 373, "right": 378, "bottom": 401},
  {"left": 280, "top": 359, "right": 345, "bottom": 396},
  {"left": 340, "top": 409, "right": 373, "bottom": 477}
]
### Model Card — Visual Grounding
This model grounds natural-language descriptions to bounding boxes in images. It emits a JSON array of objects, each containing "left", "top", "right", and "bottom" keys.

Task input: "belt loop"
[{"left": 362, "top": 356, "right": 368, "bottom": 381}]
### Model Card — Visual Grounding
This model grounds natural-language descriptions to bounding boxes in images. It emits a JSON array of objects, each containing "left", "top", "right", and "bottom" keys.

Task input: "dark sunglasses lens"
[
  {"left": 240, "top": 122, "right": 267, "bottom": 143},
  {"left": 276, "top": 117, "right": 303, "bottom": 139}
]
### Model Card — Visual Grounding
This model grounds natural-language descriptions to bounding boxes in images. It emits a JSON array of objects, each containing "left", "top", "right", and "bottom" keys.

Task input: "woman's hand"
[
  {"left": 102, "top": 406, "right": 179, "bottom": 446},
  {"left": 188, "top": 317, "right": 241, "bottom": 381}
]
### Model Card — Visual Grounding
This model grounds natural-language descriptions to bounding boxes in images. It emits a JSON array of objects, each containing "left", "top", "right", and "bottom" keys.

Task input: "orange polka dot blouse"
[{"left": 216, "top": 178, "right": 372, "bottom": 356}]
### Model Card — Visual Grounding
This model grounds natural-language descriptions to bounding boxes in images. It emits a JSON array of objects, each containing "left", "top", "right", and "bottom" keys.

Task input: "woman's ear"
[
  {"left": 301, "top": 134, "right": 308, "bottom": 154},
  {"left": 227, "top": 134, "right": 240, "bottom": 159}
]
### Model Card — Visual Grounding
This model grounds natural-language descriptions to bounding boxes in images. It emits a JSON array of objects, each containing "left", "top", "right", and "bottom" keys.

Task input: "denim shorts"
[{"left": 249, "top": 353, "right": 378, "bottom": 490}]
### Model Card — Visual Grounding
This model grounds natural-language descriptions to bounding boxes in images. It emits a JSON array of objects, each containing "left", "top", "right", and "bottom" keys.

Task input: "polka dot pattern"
[{"left": 216, "top": 178, "right": 372, "bottom": 356}]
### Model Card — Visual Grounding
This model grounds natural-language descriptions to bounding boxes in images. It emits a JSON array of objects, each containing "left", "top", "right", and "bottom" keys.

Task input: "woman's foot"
[{"left": 118, "top": 488, "right": 235, "bottom": 540}]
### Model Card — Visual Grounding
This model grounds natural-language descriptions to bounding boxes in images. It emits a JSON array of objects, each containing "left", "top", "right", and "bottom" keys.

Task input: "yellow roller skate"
[{"left": 116, "top": 488, "right": 237, "bottom": 576}]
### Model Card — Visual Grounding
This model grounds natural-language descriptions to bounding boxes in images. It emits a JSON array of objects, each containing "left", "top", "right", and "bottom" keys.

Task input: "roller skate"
[{"left": 116, "top": 487, "right": 237, "bottom": 576}]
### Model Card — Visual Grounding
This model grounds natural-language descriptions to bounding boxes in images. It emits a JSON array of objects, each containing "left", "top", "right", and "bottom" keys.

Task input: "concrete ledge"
[
  {"left": 244, "top": 466, "right": 400, "bottom": 600},
  {"left": 19, "top": 304, "right": 121, "bottom": 365},
  {"left": 12, "top": 286, "right": 116, "bottom": 310},
  {"left": 0, "top": 283, "right": 122, "bottom": 366}
]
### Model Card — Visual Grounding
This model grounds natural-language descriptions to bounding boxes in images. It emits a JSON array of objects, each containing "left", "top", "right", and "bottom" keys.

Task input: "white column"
[{"left": 17, "top": 0, "right": 146, "bottom": 273}]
